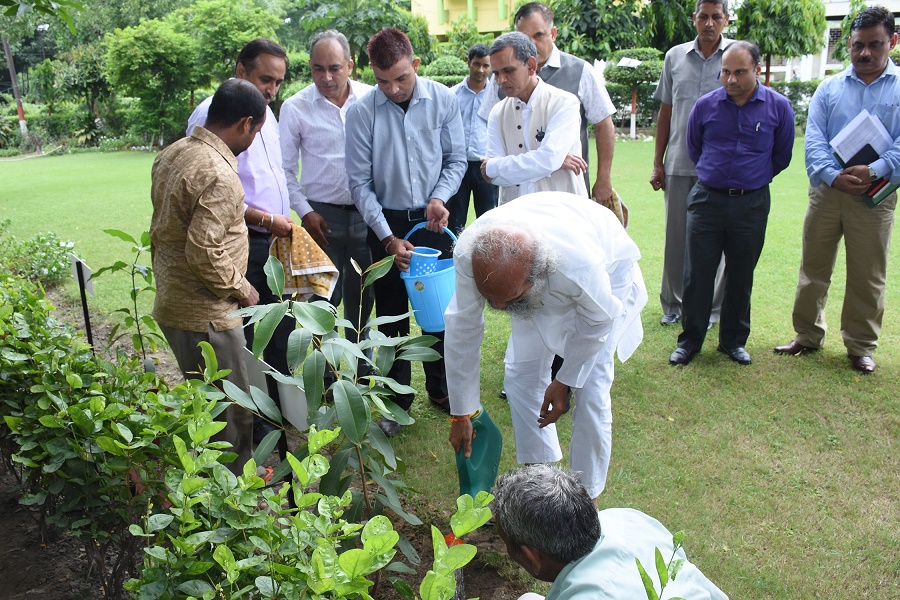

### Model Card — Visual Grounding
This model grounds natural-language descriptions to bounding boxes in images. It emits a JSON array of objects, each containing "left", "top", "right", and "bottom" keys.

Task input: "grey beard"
[{"left": 490, "top": 274, "right": 548, "bottom": 320}]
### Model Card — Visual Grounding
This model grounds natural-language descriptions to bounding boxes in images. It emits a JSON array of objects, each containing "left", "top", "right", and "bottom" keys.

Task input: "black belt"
[
  {"left": 704, "top": 184, "right": 765, "bottom": 197},
  {"left": 382, "top": 207, "right": 427, "bottom": 221},
  {"left": 310, "top": 200, "right": 357, "bottom": 211},
  {"left": 248, "top": 229, "right": 271, "bottom": 238}
]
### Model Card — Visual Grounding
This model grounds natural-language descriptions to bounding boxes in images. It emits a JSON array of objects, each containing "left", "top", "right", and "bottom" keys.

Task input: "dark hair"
[
  {"left": 489, "top": 32, "right": 537, "bottom": 64},
  {"left": 851, "top": 5, "right": 896, "bottom": 38},
  {"left": 206, "top": 79, "right": 266, "bottom": 128},
  {"left": 695, "top": 0, "right": 728, "bottom": 14},
  {"left": 514, "top": 2, "right": 553, "bottom": 26},
  {"left": 724, "top": 40, "right": 761, "bottom": 66},
  {"left": 236, "top": 38, "right": 289, "bottom": 73},
  {"left": 467, "top": 43, "right": 490, "bottom": 62},
  {"left": 492, "top": 465, "right": 600, "bottom": 565},
  {"left": 367, "top": 28, "right": 414, "bottom": 70}
]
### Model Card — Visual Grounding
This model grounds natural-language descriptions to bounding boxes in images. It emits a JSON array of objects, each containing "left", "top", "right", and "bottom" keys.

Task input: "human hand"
[
  {"left": 449, "top": 418, "right": 475, "bottom": 458},
  {"left": 239, "top": 284, "right": 260, "bottom": 307},
  {"left": 538, "top": 380, "right": 571, "bottom": 428},
  {"left": 480, "top": 158, "right": 493, "bottom": 184},
  {"left": 269, "top": 214, "right": 294, "bottom": 238},
  {"left": 301, "top": 211, "right": 331, "bottom": 248},
  {"left": 833, "top": 166, "right": 871, "bottom": 195},
  {"left": 591, "top": 178, "right": 614, "bottom": 204},
  {"left": 385, "top": 237, "right": 414, "bottom": 271},
  {"left": 425, "top": 198, "right": 449, "bottom": 233},
  {"left": 649, "top": 165, "right": 666, "bottom": 191},
  {"left": 561, "top": 153, "right": 587, "bottom": 175}
]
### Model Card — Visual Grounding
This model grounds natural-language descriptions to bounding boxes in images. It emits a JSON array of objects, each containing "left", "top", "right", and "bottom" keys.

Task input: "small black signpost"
[{"left": 69, "top": 253, "right": 94, "bottom": 352}]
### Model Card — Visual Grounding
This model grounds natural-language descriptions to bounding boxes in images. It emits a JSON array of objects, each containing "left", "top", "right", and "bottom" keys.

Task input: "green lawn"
[{"left": 1, "top": 143, "right": 898, "bottom": 599}]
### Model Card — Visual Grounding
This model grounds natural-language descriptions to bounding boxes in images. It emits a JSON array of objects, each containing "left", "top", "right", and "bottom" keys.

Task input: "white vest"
[{"left": 494, "top": 82, "right": 588, "bottom": 204}]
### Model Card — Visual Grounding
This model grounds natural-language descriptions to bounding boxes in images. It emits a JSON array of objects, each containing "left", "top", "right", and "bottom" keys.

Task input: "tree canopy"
[
  {"left": 642, "top": 0, "right": 698, "bottom": 52},
  {"left": 552, "top": 0, "right": 645, "bottom": 62},
  {"left": 735, "top": 0, "right": 827, "bottom": 85}
]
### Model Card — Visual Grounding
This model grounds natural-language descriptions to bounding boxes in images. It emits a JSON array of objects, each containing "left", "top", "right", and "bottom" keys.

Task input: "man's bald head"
[{"left": 458, "top": 224, "right": 558, "bottom": 319}]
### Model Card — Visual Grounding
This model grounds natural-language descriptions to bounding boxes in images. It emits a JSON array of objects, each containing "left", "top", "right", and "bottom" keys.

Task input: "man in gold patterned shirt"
[{"left": 150, "top": 79, "right": 265, "bottom": 473}]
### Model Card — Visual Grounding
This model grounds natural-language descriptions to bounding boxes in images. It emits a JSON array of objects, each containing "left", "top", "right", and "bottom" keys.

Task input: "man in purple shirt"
[{"left": 669, "top": 41, "right": 794, "bottom": 366}]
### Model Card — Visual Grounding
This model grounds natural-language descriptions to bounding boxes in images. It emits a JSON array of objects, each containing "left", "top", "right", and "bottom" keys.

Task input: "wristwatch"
[{"left": 868, "top": 166, "right": 878, "bottom": 182}]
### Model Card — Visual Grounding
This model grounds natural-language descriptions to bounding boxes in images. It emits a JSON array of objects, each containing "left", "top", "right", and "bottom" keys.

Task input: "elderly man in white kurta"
[
  {"left": 481, "top": 32, "right": 587, "bottom": 205},
  {"left": 446, "top": 192, "right": 647, "bottom": 498}
]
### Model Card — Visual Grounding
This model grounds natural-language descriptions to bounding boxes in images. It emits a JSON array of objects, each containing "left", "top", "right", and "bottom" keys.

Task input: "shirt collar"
[
  {"left": 545, "top": 45, "right": 562, "bottom": 69},
  {"left": 847, "top": 57, "right": 899, "bottom": 84},
  {"left": 374, "top": 75, "right": 429, "bottom": 107},
  {"left": 190, "top": 126, "right": 237, "bottom": 172},
  {"left": 686, "top": 35, "right": 731, "bottom": 56},
  {"left": 717, "top": 80, "right": 765, "bottom": 105},
  {"left": 461, "top": 76, "right": 486, "bottom": 96}
]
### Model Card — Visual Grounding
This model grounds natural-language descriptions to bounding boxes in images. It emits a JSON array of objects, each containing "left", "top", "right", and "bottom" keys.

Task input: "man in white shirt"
[
  {"left": 280, "top": 30, "right": 374, "bottom": 357},
  {"left": 447, "top": 44, "right": 498, "bottom": 234},
  {"left": 446, "top": 192, "right": 646, "bottom": 499},
  {"left": 481, "top": 32, "right": 587, "bottom": 204},
  {"left": 493, "top": 465, "right": 728, "bottom": 600},
  {"left": 514, "top": 2, "right": 617, "bottom": 201},
  {"left": 186, "top": 39, "right": 293, "bottom": 443}
]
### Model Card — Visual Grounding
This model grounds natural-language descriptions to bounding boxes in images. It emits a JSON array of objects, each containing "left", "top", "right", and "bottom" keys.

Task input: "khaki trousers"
[
  {"left": 792, "top": 184, "right": 897, "bottom": 356},
  {"left": 160, "top": 323, "right": 254, "bottom": 474}
]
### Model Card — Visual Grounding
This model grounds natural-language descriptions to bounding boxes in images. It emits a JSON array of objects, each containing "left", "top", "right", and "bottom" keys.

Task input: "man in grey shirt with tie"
[{"left": 345, "top": 27, "right": 466, "bottom": 436}]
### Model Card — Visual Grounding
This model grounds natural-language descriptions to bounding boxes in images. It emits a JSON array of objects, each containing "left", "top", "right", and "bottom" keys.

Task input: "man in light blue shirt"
[
  {"left": 447, "top": 44, "right": 498, "bottom": 234},
  {"left": 345, "top": 27, "right": 466, "bottom": 436},
  {"left": 774, "top": 6, "right": 900, "bottom": 375},
  {"left": 492, "top": 465, "right": 728, "bottom": 600}
]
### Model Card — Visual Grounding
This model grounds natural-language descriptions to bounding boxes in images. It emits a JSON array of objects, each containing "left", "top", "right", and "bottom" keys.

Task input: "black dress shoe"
[
  {"left": 498, "top": 388, "right": 507, "bottom": 400},
  {"left": 660, "top": 314, "right": 680, "bottom": 326},
  {"left": 717, "top": 345, "right": 752, "bottom": 365},
  {"left": 848, "top": 354, "right": 876, "bottom": 374},
  {"left": 379, "top": 418, "right": 400, "bottom": 437},
  {"left": 429, "top": 394, "right": 451, "bottom": 414},
  {"left": 669, "top": 347, "right": 698, "bottom": 365},
  {"left": 773, "top": 340, "right": 817, "bottom": 355}
]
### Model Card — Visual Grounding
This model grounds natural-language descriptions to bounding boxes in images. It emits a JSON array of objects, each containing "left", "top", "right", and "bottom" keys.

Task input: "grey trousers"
[
  {"left": 661, "top": 174, "right": 726, "bottom": 321},
  {"left": 160, "top": 323, "right": 254, "bottom": 474}
]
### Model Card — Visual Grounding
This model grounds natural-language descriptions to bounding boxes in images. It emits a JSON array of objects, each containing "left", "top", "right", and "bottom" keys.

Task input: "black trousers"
[
  {"left": 244, "top": 231, "right": 294, "bottom": 405},
  {"left": 446, "top": 160, "right": 498, "bottom": 234},
  {"left": 678, "top": 184, "right": 770, "bottom": 352},
  {"left": 367, "top": 213, "right": 452, "bottom": 412}
]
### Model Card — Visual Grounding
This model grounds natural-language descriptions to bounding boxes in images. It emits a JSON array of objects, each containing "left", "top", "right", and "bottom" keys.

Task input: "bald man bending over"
[{"left": 445, "top": 192, "right": 647, "bottom": 498}]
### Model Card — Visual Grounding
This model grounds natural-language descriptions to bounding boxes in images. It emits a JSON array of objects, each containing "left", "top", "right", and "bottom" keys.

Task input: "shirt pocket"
[
  {"left": 744, "top": 122, "right": 773, "bottom": 153},
  {"left": 871, "top": 103, "right": 900, "bottom": 136}
]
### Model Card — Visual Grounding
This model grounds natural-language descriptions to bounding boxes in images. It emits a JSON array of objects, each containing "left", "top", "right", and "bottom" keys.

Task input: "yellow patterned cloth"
[{"left": 270, "top": 222, "right": 338, "bottom": 300}]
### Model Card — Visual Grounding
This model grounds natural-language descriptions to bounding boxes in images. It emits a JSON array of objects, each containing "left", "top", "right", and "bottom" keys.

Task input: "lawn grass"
[{"left": 2, "top": 142, "right": 898, "bottom": 599}]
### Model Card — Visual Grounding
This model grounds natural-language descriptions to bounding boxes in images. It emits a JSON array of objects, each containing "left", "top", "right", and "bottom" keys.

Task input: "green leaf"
[
  {"left": 419, "top": 570, "right": 455, "bottom": 600},
  {"left": 68, "top": 406, "right": 95, "bottom": 435},
  {"left": 181, "top": 477, "right": 208, "bottom": 495},
  {"left": 96, "top": 435, "right": 125, "bottom": 456},
  {"left": 669, "top": 558, "right": 686, "bottom": 581},
  {"left": 37, "top": 415, "right": 63, "bottom": 429},
  {"left": 291, "top": 302, "right": 336, "bottom": 335},
  {"left": 308, "top": 426, "right": 340, "bottom": 454},
  {"left": 397, "top": 346, "right": 441, "bottom": 362},
  {"left": 333, "top": 380, "right": 370, "bottom": 444},
  {"left": 363, "top": 255, "right": 395, "bottom": 287},
  {"left": 189, "top": 420, "right": 227, "bottom": 445},
  {"left": 115, "top": 422, "right": 134, "bottom": 444},
  {"left": 252, "top": 301, "right": 289, "bottom": 358},
  {"left": 177, "top": 580, "right": 214, "bottom": 596},
  {"left": 213, "top": 544, "right": 239, "bottom": 582},
  {"left": 440, "top": 543, "right": 477, "bottom": 571},
  {"left": 286, "top": 328, "right": 314, "bottom": 373},
  {"left": 366, "top": 421, "right": 397, "bottom": 469},
  {"left": 338, "top": 548, "right": 375, "bottom": 579},
  {"left": 222, "top": 379, "right": 257, "bottom": 415},
  {"left": 173, "top": 435, "right": 195, "bottom": 474},
  {"left": 389, "top": 576, "right": 416, "bottom": 599},
  {"left": 147, "top": 514, "right": 174, "bottom": 533},
  {"left": 252, "top": 429, "right": 282, "bottom": 465},
  {"left": 264, "top": 254, "right": 285, "bottom": 297},
  {"left": 636, "top": 558, "right": 660, "bottom": 600},
  {"left": 375, "top": 493, "right": 422, "bottom": 525},
  {"left": 303, "top": 350, "right": 326, "bottom": 403},
  {"left": 255, "top": 575, "right": 277, "bottom": 597},
  {"left": 198, "top": 341, "right": 218, "bottom": 379},
  {"left": 104, "top": 229, "right": 138, "bottom": 245},
  {"left": 65, "top": 372, "right": 83, "bottom": 388},
  {"left": 250, "top": 384, "right": 282, "bottom": 425},
  {"left": 655, "top": 547, "right": 669, "bottom": 588},
  {"left": 287, "top": 451, "right": 310, "bottom": 486}
]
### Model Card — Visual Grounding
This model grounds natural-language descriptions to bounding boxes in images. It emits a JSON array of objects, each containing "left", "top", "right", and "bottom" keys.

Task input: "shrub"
[
  {"left": 422, "top": 55, "right": 468, "bottom": 77},
  {"left": 0, "top": 220, "right": 75, "bottom": 286},
  {"left": 770, "top": 79, "right": 820, "bottom": 128}
]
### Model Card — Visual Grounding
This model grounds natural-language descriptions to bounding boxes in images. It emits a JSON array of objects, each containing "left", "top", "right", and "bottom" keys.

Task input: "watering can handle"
[{"left": 404, "top": 221, "right": 459, "bottom": 242}]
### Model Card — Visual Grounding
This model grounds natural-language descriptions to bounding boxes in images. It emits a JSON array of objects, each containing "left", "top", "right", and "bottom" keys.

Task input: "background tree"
[
  {"left": 57, "top": 42, "right": 109, "bottom": 113},
  {"left": 604, "top": 47, "right": 663, "bottom": 137},
  {"left": 551, "top": 0, "right": 645, "bottom": 62},
  {"left": 104, "top": 18, "right": 196, "bottom": 146},
  {"left": 735, "top": 0, "right": 827, "bottom": 85},
  {"left": 1, "top": 0, "right": 81, "bottom": 32},
  {"left": 173, "top": 0, "right": 281, "bottom": 85},
  {"left": 289, "top": 0, "right": 435, "bottom": 71},
  {"left": 441, "top": 16, "right": 492, "bottom": 60},
  {"left": 642, "top": 0, "right": 698, "bottom": 52},
  {"left": 830, "top": 0, "right": 867, "bottom": 64}
]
